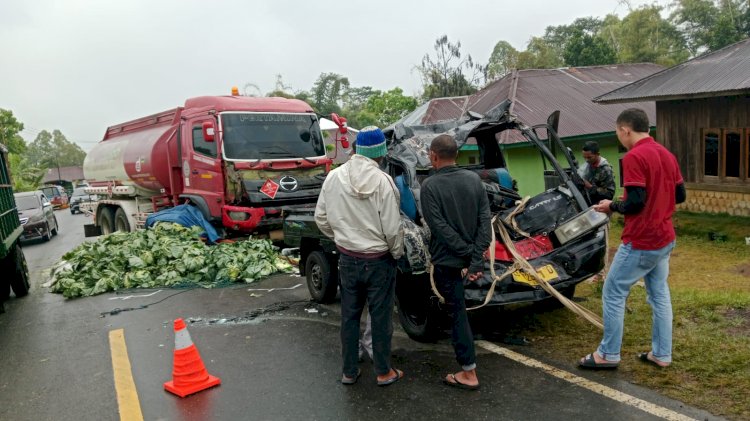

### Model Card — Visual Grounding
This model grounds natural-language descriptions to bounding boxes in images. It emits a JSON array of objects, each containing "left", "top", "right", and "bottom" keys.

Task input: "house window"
[
  {"left": 703, "top": 129, "right": 719, "bottom": 177},
  {"left": 468, "top": 156, "right": 477, "bottom": 165},
  {"left": 724, "top": 129, "right": 741, "bottom": 178},
  {"left": 703, "top": 128, "right": 749, "bottom": 181}
]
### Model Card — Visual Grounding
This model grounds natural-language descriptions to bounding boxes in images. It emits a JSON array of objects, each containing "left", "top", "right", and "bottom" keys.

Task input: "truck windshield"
[{"left": 221, "top": 113, "right": 326, "bottom": 160}]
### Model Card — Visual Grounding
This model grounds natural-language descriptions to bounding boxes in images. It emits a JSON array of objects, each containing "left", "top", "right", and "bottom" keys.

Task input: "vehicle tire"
[
  {"left": 305, "top": 251, "right": 338, "bottom": 303},
  {"left": 395, "top": 272, "right": 441, "bottom": 342},
  {"left": 51, "top": 216, "right": 58, "bottom": 236},
  {"left": 98, "top": 207, "right": 115, "bottom": 235},
  {"left": 114, "top": 208, "right": 131, "bottom": 232},
  {"left": 9, "top": 243, "right": 30, "bottom": 297},
  {"left": 70, "top": 207, "right": 76, "bottom": 215},
  {"left": 42, "top": 222, "right": 51, "bottom": 241}
]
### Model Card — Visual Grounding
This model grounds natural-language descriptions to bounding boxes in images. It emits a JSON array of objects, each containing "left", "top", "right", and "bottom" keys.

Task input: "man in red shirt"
[{"left": 579, "top": 108, "right": 686, "bottom": 369}]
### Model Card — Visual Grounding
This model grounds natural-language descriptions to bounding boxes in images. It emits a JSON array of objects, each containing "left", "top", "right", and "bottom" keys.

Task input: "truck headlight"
[{"left": 552, "top": 208, "right": 609, "bottom": 245}]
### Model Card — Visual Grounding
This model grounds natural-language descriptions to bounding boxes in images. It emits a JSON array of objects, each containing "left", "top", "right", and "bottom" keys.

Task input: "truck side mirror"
[{"left": 202, "top": 121, "right": 215, "bottom": 142}]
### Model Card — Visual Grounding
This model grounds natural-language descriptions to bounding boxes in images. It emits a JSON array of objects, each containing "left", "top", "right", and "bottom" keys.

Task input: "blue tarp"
[{"left": 145, "top": 204, "right": 221, "bottom": 244}]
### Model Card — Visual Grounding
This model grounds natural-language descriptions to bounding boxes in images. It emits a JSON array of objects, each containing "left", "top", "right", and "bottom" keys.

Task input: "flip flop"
[
  {"left": 638, "top": 352, "right": 670, "bottom": 368},
  {"left": 377, "top": 368, "right": 404, "bottom": 387},
  {"left": 443, "top": 373, "right": 480, "bottom": 391},
  {"left": 341, "top": 368, "right": 362, "bottom": 385},
  {"left": 578, "top": 353, "right": 619, "bottom": 370}
]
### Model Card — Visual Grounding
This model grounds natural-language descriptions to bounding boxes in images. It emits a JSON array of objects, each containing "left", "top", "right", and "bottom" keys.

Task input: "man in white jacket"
[{"left": 315, "top": 126, "right": 405, "bottom": 387}]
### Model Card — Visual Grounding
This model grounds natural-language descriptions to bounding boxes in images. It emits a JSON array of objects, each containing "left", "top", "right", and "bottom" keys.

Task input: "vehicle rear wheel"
[
  {"left": 305, "top": 251, "right": 338, "bottom": 303},
  {"left": 396, "top": 272, "right": 441, "bottom": 342},
  {"left": 51, "top": 216, "right": 58, "bottom": 236},
  {"left": 98, "top": 207, "right": 115, "bottom": 235},
  {"left": 114, "top": 208, "right": 130, "bottom": 232},
  {"left": 9, "top": 243, "right": 30, "bottom": 297}
]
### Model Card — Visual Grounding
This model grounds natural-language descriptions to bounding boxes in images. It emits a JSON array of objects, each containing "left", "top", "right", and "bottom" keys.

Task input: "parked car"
[
  {"left": 69, "top": 187, "right": 97, "bottom": 214},
  {"left": 14, "top": 191, "right": 59, "bottom": 241},
  {"left": 40, "top": 185, "right": 69, "bottom": 209},
  {"left": 285, "top": 103, "right": 609, "bottom": 342}
]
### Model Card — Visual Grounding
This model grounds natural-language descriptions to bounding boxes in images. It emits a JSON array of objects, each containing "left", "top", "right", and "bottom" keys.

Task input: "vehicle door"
[{"left": 184, "top": 116, "right": 223, "bottom": 218}]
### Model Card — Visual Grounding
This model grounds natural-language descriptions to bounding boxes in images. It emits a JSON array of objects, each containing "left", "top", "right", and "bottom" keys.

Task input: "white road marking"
[{"left": 475, "top": 340, "right": 697, "bottom": 421}]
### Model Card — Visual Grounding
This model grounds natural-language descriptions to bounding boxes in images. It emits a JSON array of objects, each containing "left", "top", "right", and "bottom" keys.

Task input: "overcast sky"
[{"left": 1, "top": 0, "right": 655, "bottom": 151}]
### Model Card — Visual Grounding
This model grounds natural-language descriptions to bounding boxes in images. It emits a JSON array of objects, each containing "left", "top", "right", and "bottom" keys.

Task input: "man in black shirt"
[{"left": 421, "top": 134, "right": 492, "bottom": 390}]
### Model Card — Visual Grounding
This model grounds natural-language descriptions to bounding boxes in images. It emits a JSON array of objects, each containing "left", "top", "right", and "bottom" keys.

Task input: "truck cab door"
[{"left": 183, "top": 117, "right": 223, "bottom": 218}]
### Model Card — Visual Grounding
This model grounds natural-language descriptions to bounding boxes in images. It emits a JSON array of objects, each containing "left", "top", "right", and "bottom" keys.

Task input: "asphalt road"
[{"left": 0, "top": 209, "right": 726, "bottom": 421}]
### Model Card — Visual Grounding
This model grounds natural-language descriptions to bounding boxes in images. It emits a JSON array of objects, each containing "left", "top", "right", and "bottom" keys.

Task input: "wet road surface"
[{"left": 0, "top": 210, "right": 725, "bottom": 421}]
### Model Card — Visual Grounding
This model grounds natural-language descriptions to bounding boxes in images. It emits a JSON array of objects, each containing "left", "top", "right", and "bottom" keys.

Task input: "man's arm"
[
  {"left": 421, "top": 184, "right": 471, "bottom": 256},
  {"left": 381, "top": 177, "right": 404, "bottom": 260},
  {"left": 469, "top": 183, "right": 491, "bottom": 274},
  {"left": 676, "top": 183, "right": 686, "bottom": 204},
  {"left": 314, "top": 183, "right": 334, "bottom": 239},
  {"left": 595, "top": 165, "right": 616, "bottom": 199},
  {"left": 608, "top": 186, "right": 646, "bottom": 214}
]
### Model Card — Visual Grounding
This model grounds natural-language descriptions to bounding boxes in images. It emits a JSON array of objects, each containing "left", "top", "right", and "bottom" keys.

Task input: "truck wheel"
[
  {"left": 114, "top": 208, "right": 130, "bottom": 232},
  {"left": 396, "top": 272, "right": 440, "bottom": 342},
  {"left": 305, "top": 251, "right": 338, "bottom": 303},
  {"left": 98, "top": 207, "right": 115, "bottom": 235},
  {"left": 9, "top": 243, "right": 30, "bottom": 297},
  {"left": 51, "top": 216, "right": 59, "bottom": 236}
]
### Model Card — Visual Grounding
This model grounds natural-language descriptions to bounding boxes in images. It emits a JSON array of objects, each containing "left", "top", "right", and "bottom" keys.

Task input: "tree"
[
  {"left": 543, "top": 17, "right": 606, "bottom": 64},
  {"left": 26, "top": 129, "right": 86, "bottom": 171},
  {"left": 0, "top": 108, "right": 26, "bottom": 155},
  {"left": 7, "top": 154, "right": 44, "bottom": 192},
  {"left": 310, "top": 73, "right": 350, "bottom": 116},
  {"left": 417, "top": 35, "right": 484, "bottom": 100},
  {"left": 516, "top": 37, "right": 564, "bottom": 69},
  {"left": 617, "top": 5, "right": 689, "bottom": 66},
  {"left": 563, "top": 28, "right": 618, "bottom": 66},
  {"left": 341, "top": 86, "right": 380, "bottom": 128},
  {"left": 671, "top": 0, "right": 748, "bottom": 56},
  {"left": 486, "top": 41, "right": 519, "bottom": 80},
  {"left": 355, "top": 88, "right": 418, "bottom": 128}
]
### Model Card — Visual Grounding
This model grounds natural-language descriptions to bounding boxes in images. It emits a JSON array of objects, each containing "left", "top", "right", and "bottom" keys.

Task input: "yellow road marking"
[
  {"left": 475, "top": 341, "right": 697, "bottom": 421},
  {"left": 109, "top": 329, "right": 145, "bottom": 421}
]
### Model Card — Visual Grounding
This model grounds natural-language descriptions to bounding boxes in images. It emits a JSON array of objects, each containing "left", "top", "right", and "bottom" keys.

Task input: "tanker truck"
[{"left": 84, "top": 90, "right": 339, "bottom": 238}]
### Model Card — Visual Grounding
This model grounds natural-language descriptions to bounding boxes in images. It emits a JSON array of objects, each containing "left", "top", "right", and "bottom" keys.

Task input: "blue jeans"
[
  {"left": 338, "top": 254, "right": 397, "bottom": 377},
  {"left": 597, "top": 241, "right": 675, "bottom": 363}
]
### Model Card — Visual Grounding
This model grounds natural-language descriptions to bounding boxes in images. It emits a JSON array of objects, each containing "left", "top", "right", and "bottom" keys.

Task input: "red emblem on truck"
[{"left": 260, "top": 178, "right": 280, "bottom": 199}]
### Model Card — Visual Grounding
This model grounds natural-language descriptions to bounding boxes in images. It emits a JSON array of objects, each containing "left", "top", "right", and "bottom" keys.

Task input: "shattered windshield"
[{"left": 221, "top": 113, "right": 326, "bottom": 160}]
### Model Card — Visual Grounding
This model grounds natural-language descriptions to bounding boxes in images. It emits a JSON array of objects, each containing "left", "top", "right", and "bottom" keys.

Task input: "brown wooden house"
[{"left": 594, "top": 38, "right": 750, "bottom": 216}]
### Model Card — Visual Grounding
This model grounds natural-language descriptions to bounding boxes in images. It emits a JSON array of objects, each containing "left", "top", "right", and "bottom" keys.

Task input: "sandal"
[
  {"left": 443, "top": 373, "right": 480, "bottom": 391},
  {"left": 578, "top": 353, "right": 619, "bottom": 370},
  {"left": 637, "top": 352, "right": 670, "bottom": 368},
  {"left": 376, "top": 368, "right": 404, "bottom": 387},
  {"left": 341, "top": 368, "right": 362, "bottom": 385}
]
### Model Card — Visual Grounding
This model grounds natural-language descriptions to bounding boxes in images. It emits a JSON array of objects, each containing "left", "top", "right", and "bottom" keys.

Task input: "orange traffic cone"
[{"left": 164, "top": 318, "right": 221, "bottom": 397}]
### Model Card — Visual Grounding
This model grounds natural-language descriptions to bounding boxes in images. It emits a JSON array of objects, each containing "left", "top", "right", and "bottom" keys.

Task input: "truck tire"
[
  {"left": 98, "top": 207, "right": 115, "bottom": 235},
  {"left": 305, "top": 251, "right": 338, "bottom": 303},
  {"left": 9, "top": 243, "right": 30, "bottom": 297},
  {"left": 114, "top": 208, "right": 131, "bottom": 232},
  {"left": 395, "top": 272, "right": 441, "bottom": 343}
]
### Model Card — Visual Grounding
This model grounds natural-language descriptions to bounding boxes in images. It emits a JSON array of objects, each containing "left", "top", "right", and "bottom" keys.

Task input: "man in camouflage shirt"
[{"left": 579, "top": 141, "right": 616, "bottom": 205}]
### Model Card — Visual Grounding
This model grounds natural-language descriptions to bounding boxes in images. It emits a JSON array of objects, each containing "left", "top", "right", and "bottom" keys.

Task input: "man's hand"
[
  {"left": 467, "top": 272, "right": 483, "bottom": 282},
  {"left": 583, "top": 180, "right": 593, "bottom": 189},
  {"left": 593, "top": 199, "right": 612, "bottom": 214}
]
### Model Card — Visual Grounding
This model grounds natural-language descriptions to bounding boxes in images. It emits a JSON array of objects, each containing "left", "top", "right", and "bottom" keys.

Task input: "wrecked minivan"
[{"left": 284, "top": 101, "right": 608, "bottom": 341}]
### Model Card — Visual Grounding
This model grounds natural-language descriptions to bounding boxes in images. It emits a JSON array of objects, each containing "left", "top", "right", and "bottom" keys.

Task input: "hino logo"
[{"left": 279, "top": 175, "right": 298, "bottom": 192}]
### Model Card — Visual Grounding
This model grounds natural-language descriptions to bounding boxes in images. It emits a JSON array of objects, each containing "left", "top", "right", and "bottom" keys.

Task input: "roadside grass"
[{"left": 507, "top": 212, "right": 750, "bottom": 420}]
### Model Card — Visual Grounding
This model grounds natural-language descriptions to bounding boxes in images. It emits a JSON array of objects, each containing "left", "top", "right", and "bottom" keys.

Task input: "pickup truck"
[{"left": 284, "top": 105, "right": 607, "bottom": 341}]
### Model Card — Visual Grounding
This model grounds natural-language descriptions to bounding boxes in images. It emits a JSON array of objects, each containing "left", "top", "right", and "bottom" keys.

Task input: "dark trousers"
[
  {"left": 433, "top": 265, "right": 476, "bottom": 369},
  {"left": 338, "top": 253, "right": 397, "bottom": 377}
]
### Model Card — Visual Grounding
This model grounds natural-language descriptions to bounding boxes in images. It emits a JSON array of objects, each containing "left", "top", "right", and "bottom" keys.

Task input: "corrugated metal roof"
[
  {"left": 43, "top": 166, "right": 84, "bottom": 183},
  {"left": 466, "top": 64, "right": 663, "bottom": 144},
  {"left": 422, "top": 96, "right": 468, "bottom": 123},
  {"left": 594, "top": 37, "right": 750, "bottom": 103}
]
